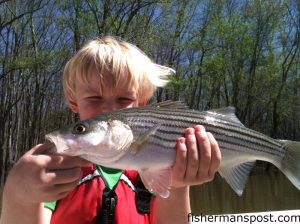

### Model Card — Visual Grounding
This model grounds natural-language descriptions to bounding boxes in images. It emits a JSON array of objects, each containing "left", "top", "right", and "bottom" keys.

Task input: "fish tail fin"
[{"left": 280, "top": 140, "right": 300, "bottom": 190}]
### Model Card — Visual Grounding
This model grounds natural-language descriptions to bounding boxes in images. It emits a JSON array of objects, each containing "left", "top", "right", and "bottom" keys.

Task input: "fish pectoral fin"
[
  {"left": 139, "top": 168, "right": 172, "bottom": 198},
  {"left": 219, "top": 161, "right": 256, "bottom": 196},
  {"left": 130, "top": 124, "right": 161, "bottom": 154}
]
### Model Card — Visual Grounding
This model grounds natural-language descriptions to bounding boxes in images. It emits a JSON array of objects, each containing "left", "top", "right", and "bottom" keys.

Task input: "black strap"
[
  {"left": 96, "top": 187, "right": 117, "bottom": 224},
  {"left": 96, "top": 174, "right": 152, "bottom": 224},
  {"left": 135, "top": 177, "right": 152, "bottom": 214}
]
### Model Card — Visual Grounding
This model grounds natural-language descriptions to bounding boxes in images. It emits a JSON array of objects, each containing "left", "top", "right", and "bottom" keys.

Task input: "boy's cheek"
[{"left": 138, "top": 101, "right": 147, "bottom": 107}]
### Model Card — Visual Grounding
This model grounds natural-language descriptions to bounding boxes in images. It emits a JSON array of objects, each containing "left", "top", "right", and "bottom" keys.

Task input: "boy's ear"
[{"left": 67, "top": 98, "right": 79, "bottom": 113}]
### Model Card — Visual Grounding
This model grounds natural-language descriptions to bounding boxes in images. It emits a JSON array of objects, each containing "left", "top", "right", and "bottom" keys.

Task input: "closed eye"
[
  {"left": 86, "top": 96, "right": 103, "bottom": 101},
  {"left": 118, "top": 98, "right": 136, "bottom": 104}
]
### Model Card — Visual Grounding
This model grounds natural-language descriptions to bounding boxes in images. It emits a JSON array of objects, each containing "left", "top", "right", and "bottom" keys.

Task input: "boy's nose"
[{"left": 101, "top": 101, "right": 118, "bottom": 113}]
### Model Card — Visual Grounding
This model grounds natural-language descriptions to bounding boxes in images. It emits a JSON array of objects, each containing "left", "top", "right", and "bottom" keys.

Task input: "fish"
[{"left": 45, "top": 101, "right": 300, "bottom": 198}]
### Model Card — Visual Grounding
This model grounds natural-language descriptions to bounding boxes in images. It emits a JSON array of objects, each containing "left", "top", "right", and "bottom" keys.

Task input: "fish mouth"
[
  {"left": 45, "top": 135, "right": 54, "bottom": 144},
  {"left": 45, "top": 134, "right": 70, "bottom": 153}
]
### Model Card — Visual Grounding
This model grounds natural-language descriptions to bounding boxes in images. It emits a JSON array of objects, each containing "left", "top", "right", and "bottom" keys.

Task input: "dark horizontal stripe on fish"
[
  {"left": 146, "top": 133, "right": 284, "bottom": 159},
  {"left": 130, "top": 122, "right": 285, "bottom": 158},
  {"left": 143, "top": 138, "right": 282, "bottom": 160},
  {"left": 129, "top": 119, "right": 280, "bottom": 151},
  {"left": 205, "top": 127, "right": 284, "bottom": 157},
  {"left": 214, "top": 134, "right": 285, "bottom": 158},
  {"left": 152, "top": 130, "right": 284, "bottom": 158},
  {"left": 120, "top": 109, "right": 252, "bottom": 137},
  {"left": 120, "top": 110, "right": 282, "bottom": 149},
  {"left": 117, "top": 107, "right": 240, "bottom": 127},
  {"left": 129, "top": 118, "right": 283, "bottom": 155}
]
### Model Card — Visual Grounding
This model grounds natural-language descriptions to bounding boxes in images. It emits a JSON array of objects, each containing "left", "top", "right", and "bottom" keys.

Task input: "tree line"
[{"left": 0, "top": 0, "right": 299, "bottom": 186}]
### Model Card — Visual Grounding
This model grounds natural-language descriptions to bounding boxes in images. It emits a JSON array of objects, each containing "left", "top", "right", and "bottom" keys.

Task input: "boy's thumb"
[{"left": 30, "top": 143, "right": 57, "bottom": 155}]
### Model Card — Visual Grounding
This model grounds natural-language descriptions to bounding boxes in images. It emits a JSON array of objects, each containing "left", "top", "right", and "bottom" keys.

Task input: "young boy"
[{"left": 0, "top": 36, "right": 221, "bottom": 224}]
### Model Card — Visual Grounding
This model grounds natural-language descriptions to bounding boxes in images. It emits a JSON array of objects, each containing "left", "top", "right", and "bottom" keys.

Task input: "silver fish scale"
[{"left": 108, "top": 107, "right": 285, "bottom": 159}]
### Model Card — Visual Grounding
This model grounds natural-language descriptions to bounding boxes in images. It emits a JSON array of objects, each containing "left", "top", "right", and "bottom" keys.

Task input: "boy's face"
[{"left": 69, "top": 70, "right": 139, "bottom": 120}]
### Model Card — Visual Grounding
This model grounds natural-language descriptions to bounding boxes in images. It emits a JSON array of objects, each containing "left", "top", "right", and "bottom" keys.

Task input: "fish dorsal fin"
[
  {"left": 205, "top": 107, "right": 244, "bottom": 127},
  {"left": 209, "top": 106, "right": 236, "bottom": 115},
  {"left": 150, "top": 100, "right": 188, "bottom": 109},
  {"left": 219, "top": 161, "right": 256, "bottom": 196}
]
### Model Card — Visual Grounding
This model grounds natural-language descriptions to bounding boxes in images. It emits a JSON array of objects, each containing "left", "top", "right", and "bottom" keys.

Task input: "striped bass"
[{"left": 46, "top": 101, "right": 300, "bottom": 198}]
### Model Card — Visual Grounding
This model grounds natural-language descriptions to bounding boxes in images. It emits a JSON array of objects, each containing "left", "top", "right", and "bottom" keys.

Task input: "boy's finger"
[
  {"left": 194, "top": 125, "right": 211, "bottom": 178},
  {"left": 29, "top": 144, "right": 92, "bottom": 169},
  {"left": 207, "top": 132, "right": 221, "bottom": 177},
  {"left": 185, "top": 128, "right": 199, "bottom": 178},
  {"left": 173, "top": 137, "right": 187, "bottom": 179},
  {"left": 46, "top": 155, "right": 92, "bottom": 170},
  {"left": 29, "top": 143, "right": 56, "bottom": 155},
  {"left": 46, "top": 180, "right": 81, "bottom": 201},
  {"left": 45, "top": 167, "right": 83, "bottom": 185}
]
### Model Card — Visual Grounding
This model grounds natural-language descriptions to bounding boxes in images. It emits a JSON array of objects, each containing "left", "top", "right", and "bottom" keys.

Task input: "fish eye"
[{"left": 73, "top": 123, "right": 87, "bottom": 134}]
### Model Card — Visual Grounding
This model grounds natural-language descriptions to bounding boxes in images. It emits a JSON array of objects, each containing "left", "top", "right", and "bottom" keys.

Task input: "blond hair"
[{"left": 63, "top": 36, "right": 174, "bottom": 103}]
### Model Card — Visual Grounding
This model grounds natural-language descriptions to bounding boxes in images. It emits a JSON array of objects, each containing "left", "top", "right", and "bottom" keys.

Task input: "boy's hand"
[
  {"left": 172, "top": 125, "right": 221, "bottom": 187},
  {"left": 4, "top": 143, "right": 92, "bottom": 204}
]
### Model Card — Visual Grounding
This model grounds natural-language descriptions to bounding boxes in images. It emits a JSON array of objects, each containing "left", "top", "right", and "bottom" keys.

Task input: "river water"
[{"left": 190, "top": 165, "right": 300, "bottom": 215}]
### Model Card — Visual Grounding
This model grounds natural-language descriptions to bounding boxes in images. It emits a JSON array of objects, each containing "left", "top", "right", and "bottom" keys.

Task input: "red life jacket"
[{"left": 50, "top": 165, "right": 153, "bottom": 224}]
